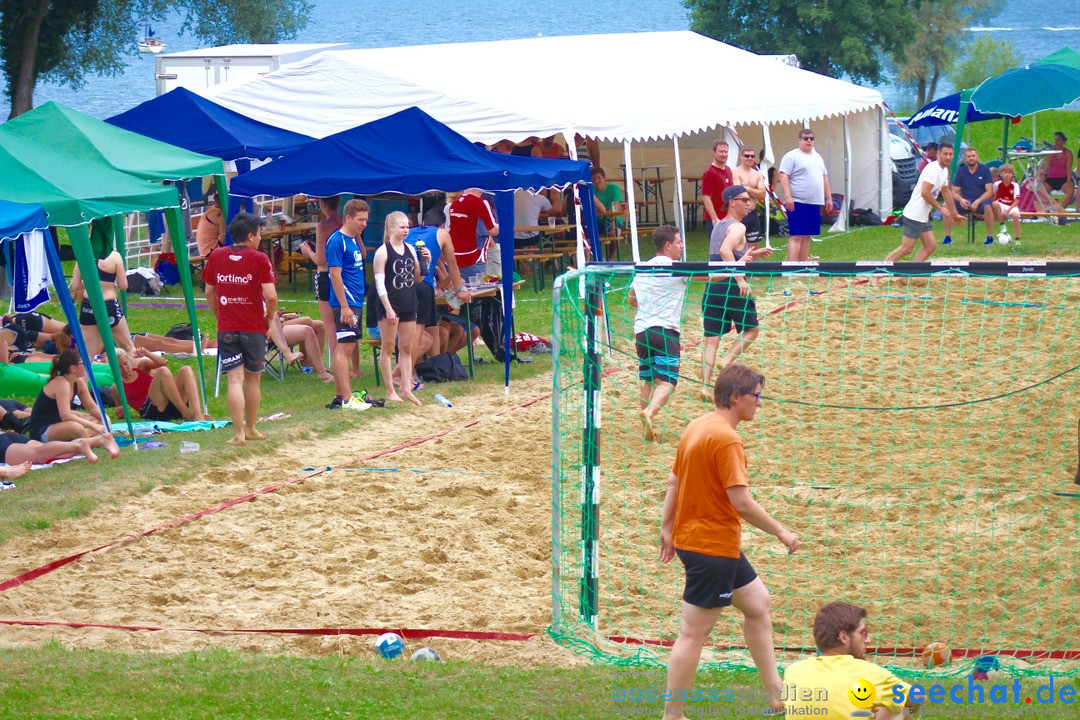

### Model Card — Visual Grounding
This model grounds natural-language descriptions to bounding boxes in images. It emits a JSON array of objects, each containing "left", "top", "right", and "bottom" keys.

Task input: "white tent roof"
[{"left": 205, "top": 31, "right": 883, "bottom": 144}]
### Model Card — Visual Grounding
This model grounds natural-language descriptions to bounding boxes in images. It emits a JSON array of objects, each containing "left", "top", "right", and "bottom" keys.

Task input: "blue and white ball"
[
  {"left": 375, "top": 632, "right": 406, "bottom": 659},
  {"left": 411, "top": 647, "right": 442, "bottom": 662}
]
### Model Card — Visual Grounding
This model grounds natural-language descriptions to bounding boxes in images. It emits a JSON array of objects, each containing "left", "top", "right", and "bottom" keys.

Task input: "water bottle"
[
  {"left": 180, "top": 440, "right": 200, "bottom": 454},
  {"left": 433, "top": 393, "right": 453, "bottom": 408},
  {"left": 415, "top": 240, "right": 430, "bottom": 276}
]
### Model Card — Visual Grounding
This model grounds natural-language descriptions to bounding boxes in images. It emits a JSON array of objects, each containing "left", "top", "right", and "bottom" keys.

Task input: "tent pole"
[
  {"left": 842, "top": 116, "right": 852, "bottom": 232},
  {"left": 563, "top": 129, "right": 588, "bottom": 272},
  {"left": 672, "top": 135, "right": 686, "bottom": 259},
  {"left": 68, "top": 223, "right": 138, "bottom": 444},
  {"left": 762, "top": 124, "right": 774, "bottom": 249},
  {"left": 1002, "top": 118, "right": 1010, "bottom": 162},
  {"left": 623, "top": 140, "right": 640, "bottom": 262},
  {"left": 494, "top": 191, "right": 516, "bottom": 393},
  {"left": 164, "top": 205, "right": 207, "bottom": 410},
  {"left": 951, "top": 88, "right": 974, "bottom": 180}
]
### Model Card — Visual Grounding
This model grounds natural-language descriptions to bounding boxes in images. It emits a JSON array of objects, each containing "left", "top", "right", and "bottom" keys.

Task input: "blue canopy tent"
[
  {"left": 107, "top": 87, "right": 316, "bottom": 243},
  {"left": 230, "top": 106, "right": 595, "bottom": 390},
  {"left": 0, "top": 199, "right": 106, "bottom": 413}
]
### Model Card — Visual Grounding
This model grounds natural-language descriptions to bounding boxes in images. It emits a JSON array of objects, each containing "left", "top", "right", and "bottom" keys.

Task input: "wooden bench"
[
  {"left": 284, "top": 253, "right": 314, "bottom": 292},
  {"left": 360, "top": 337, "right": 384, "bottom": 386},
  {"left": 683, "top": 199, "right": 704, "bottom": 230},
  {"left": 516, "top": 251, "right": 567, "bottom": 291}
]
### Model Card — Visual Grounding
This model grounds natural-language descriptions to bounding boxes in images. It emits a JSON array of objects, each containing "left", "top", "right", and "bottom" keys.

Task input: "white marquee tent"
[{"left": 205, "top": 31, "right": 889, "bottom": 259}]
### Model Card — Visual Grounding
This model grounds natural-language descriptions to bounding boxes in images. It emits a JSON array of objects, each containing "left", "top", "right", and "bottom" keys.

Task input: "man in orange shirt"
[{"left": 660, "top": 364, "right": 799, "bottom": 720}]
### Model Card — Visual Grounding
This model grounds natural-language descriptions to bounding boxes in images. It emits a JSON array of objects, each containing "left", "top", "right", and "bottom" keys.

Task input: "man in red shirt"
[
  {"left": 202, "top": 212, "right": 277, "bottom": 447},
  {"left": 447, "top": 188, "right": 499, "bottom": 275},
  {"left": 702, "top": 139, "right": 734, "bottom": 236}
]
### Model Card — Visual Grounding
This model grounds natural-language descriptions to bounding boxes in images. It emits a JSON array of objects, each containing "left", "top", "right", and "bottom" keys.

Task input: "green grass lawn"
[{"left": 3, "top": 191, "right": 1080, "bottom": 716}]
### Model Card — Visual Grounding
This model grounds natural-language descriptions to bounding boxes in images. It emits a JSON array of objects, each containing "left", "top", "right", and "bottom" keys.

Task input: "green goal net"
[{"left": 549, "top": 261, "right": 1080, "bottom": 678}]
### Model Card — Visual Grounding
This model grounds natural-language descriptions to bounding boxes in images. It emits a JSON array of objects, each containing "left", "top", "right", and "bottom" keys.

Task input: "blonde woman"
[{"left": 372, "top": 211, "right": 424, "bottom": 406}]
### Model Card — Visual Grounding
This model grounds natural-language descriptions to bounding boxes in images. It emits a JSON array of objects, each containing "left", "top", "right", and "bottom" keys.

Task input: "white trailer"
[{"left": 154, "top": 43, "right": 348, "bottom": 96}]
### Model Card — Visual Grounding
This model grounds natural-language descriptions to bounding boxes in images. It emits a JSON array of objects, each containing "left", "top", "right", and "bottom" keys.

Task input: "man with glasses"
[
  {"left": 700, "top": 186, "right": 772, "bottom": 400},
  {"left": 732, "top": 147, "right": 768, "bottom": 245},
  {"left": 778, "top": 129, "right": 831, "bottom": 261},
  {"left": 661, "top": 363, "right": 798, "bottom": 720},
  {"left": 784, "top": 602, "right": 917, "bottom": 719}
]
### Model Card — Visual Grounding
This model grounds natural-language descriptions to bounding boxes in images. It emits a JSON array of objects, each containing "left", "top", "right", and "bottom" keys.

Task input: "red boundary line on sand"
[
  {"left": 0, "top": 618, "right": 535, "bottom": 642},
  {"left": 0, "top": 390, "right": 554, "bottom": 595}
]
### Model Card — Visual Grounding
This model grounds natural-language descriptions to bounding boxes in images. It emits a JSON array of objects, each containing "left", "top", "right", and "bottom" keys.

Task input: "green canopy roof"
[
  {"left": 0, "top": 130, "right": 180, "bottom": 226},
  {"left": 1038, "top": 47, "right": 1080, "bottom": 71},
  {"left": 2, "top": 101, "right": 223, "bottom": 182}
]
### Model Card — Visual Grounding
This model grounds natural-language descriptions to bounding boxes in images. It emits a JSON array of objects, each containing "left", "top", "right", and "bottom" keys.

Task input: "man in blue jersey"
[
  {"left": 325, "top": 199, "right": 369, "bottom": 410},
  {"left": 405, "top": 208, "right": 471, "bottom": 361}
]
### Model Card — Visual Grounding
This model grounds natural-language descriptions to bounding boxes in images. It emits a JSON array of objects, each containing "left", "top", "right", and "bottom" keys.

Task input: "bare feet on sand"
[
  {"left": 640, "top": 408, "right": 656, "bottom": 442},
  {"left": 245, "top": 428, "right": 267, "bottom": 441},
  {"left": 401, "top": 390, "right": 423, "bottom": 407},
  {"left": 0, "top": 461, "right": 30, "bottom": 480}
]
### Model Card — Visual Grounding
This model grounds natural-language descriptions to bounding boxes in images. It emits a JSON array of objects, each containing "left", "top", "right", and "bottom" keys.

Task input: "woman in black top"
[
  {"left": 70, "top": 249, "right": 136, "bottom": 355},
  {"left": 29, "top": 349, "right": 120, "bottom": 459},
  {"left": 373, "top": 211, "right": 424, "bottom": 407}
]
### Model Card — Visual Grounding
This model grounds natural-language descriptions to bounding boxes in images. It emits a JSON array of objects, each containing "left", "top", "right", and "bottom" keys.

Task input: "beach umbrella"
[
  {"left": 970, "top": 63, "right": 1080, "bottom": 116},
  {"left": 906, "top": 92, "right": 1011, "bottom": 128}
]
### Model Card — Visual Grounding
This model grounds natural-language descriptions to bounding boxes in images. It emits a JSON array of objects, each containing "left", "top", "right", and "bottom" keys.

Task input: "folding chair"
[{"left": 214, "top": 342, "right": 286, "bottom": 397}]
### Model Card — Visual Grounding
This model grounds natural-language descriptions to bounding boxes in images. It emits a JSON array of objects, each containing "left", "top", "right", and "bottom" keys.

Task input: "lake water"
[{"left": 1, "top": 0, "right": 1077, "bottom": 119}]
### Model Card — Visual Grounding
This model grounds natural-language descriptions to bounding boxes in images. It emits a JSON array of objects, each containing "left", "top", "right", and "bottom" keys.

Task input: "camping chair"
[{"left": 214, "top": 341, "right": 287, "bottom": 397}]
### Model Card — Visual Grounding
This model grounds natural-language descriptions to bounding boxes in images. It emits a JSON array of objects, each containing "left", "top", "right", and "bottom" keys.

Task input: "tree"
[
  {"left": 891, "top": 0, "right": 997, "bottom": 108},
  {"left": 0, "top": 0, "right": 312, "bottom": 119},
  {"left": 949, "top": 35, "right": 1021, "bottom": 94},
  {"left": 682, "top": 0, "right": 916, "bottom": 85}
]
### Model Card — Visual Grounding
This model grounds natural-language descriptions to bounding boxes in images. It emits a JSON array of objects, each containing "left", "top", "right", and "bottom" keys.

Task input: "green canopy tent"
[{"left": 0, "top": 102, "right": 228, "bottom": 415}]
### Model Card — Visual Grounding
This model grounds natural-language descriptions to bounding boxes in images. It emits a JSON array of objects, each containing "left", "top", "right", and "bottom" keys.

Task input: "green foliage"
[
  {"left": 950, "top": 34, "right": 1022, "bottom": 92},
  {"left": 0, "top": 0, "right": 312, "bottom": 117},
  {"left": 682, "top": 0, "right": 914, "bottom": 84},
  {"left": 892, "top": 0, "right": 997, "bottom": 107}
]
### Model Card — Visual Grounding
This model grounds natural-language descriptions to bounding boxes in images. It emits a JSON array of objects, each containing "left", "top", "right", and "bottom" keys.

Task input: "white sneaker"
[{"left": 343, "top": 396, "right": 372, "bottom": 412}]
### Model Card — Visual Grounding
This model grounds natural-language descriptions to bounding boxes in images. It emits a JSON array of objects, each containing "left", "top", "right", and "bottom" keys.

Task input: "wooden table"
[
  {"left": 261, "top": 222, "right": 317, "bottom": 266},
  {"left": 620, "top": 163, "right": 671, "bottom": 224},
  {"left": 594, "top": 210, "right": 631, "bottom": 260},
  {"left": 514, "top": 223, "right": 577, "bottom": 253}
]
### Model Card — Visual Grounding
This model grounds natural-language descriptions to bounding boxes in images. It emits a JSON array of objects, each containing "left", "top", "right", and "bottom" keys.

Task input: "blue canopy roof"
[
  {"left": 106, "top": 87, "right": 314, "bottom": 161},
  {"left": 906, "top": 92, "right": 1011, "bottom": 127},
  {"left": 0, "top": 199, "right": 48, "bottom": 241},
  {"left": 230, "top": 106, "right": 592, "bottom": 197}
]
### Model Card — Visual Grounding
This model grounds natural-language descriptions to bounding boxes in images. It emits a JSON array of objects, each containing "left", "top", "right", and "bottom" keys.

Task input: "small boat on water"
[{"left": 138, "top": 24, "right": 164, "bottom": 54}]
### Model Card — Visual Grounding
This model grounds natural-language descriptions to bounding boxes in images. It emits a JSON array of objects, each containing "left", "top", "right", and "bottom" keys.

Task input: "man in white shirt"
[
  {"left": 628, "top": 225, "right": 687, "bottom": 442},
  {"left": 777, "top": 129, "right": 831, "bottom": 261},
  {"left": 883, "top": 142, "right": 958, "bottom": 263}
]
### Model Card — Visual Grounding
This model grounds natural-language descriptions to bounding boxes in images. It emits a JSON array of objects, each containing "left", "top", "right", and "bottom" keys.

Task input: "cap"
[{"left": 722, "top": 185, "right": 749, "bottom": 203}]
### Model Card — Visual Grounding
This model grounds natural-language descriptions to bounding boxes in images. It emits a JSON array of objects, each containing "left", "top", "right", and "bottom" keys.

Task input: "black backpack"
[
  {"left": 165, "top": 322, "right": 194, "bottom": 341},
  {"left": 850, "top": 207, "right": 883, "bottom": 226},
  {"left": 415, "top": 352, "right": 468, "bottom": 382}
]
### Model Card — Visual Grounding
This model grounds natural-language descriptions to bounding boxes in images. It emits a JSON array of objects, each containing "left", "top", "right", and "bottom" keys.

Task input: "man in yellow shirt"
[{"left": 784, "top": 602, "right": 917, "bottom": 719}]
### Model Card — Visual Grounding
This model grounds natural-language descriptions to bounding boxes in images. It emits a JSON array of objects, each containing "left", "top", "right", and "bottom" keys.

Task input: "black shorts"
[
  {"left": 314, "top": 271, "right": 330, "bottom": 303},
  {"left": 374, "top": 299, "right": 418, "bottom": 325},
  {"left": 743, "top": 210, "right": 763, "bottom": 244},
  {"left": 79, "top": 298, "right": 123, "bottom": 328},
  {"left": 12, "top": 313, "right": 45, "bottom": 333},
  {"left": 217, "top": 331, "right": 267, "bottom": 373},
  {"left": 415, "top": 282, "right": 438, "bottom": 328},
  {"left": 635, "top": 327, "right": 681, "bottom": 386},
  {"left": 0, "top": 431, "right": 31, "bottom": 463},
  {"left": 332, "top": 305, "right": 362, "bottom": 343},
  {"left": 703, "top": 279, "right": 759, "bottom": 337},
  {"left": 1048, "top": 176, "right": 1068, "bottom": 191},
  {"left": 676, "top": 550, "right": 758, "bottom": 609},
  {"left": 140, "top": 398, "right": 184, "bottom": 422}
]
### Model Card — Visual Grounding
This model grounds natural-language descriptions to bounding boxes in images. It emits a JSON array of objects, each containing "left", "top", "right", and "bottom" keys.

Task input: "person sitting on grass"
[
  {"left": 113, "top": 348, "right": 209, "bottom": 422},
  {"left": 0, "top": 429, "right": 116, "bottom": 479},
  {"left": 28, "top": 349, "right": 120, "bottom": 458}
]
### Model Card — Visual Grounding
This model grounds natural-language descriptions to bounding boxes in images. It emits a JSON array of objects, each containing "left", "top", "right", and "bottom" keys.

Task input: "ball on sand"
[
  {"left": 922, "top": 641, "right": 951, "bottom": 668},
  {"left": 375, "top": 632, "right": 406, "bottom": 659},
  {"left": 411, "top": 647, "right": 442, "bottom": 662}
]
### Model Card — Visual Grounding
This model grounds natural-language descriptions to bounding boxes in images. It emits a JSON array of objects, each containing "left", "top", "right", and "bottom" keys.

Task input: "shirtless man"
[{"left": 731, "top": 147, "right": 768, "bottom": 246}]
